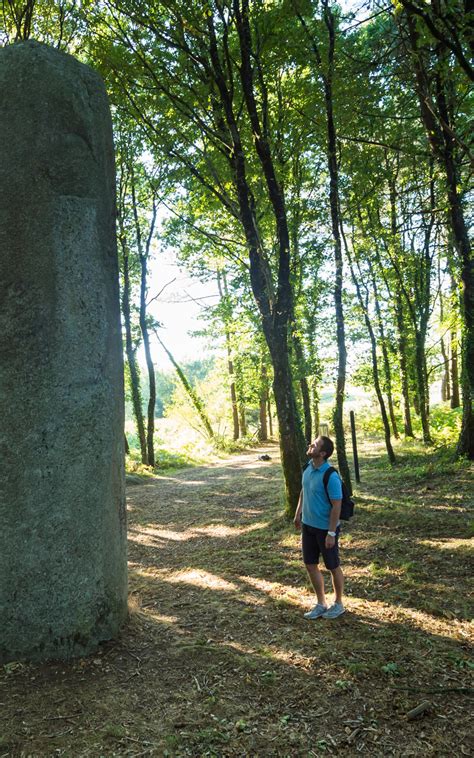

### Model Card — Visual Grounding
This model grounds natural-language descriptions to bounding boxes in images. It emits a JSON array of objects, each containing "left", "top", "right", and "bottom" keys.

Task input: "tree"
[
  {"left": 295, "top": 0, "right": 353, "bottom": 491},
  {"left": 398, "top": 6, "right": 473, "bottom": 456},
  {"left": 87, "top": 0, "right": 307, "bottom": 511}
]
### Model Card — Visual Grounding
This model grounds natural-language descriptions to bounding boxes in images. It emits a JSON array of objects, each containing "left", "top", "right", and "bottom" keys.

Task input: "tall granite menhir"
[{"left": 0, "top": 41, "right": 127, "bottom": 662}]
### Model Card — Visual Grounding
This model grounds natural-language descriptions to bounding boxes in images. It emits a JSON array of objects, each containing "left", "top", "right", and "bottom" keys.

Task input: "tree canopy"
[{"left": 2, "top": 0, "right": 472, "bottom": 505}]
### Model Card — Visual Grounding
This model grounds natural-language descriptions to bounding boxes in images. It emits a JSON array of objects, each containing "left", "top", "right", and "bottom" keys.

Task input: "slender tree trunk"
[
  {"left": 131, "top": 175, "right": 158, "bottom": 467},
  {"left": 140, "top": 281, "right": 156, "bottom": 467},
  {"left": 395, "top": 290, "right": 414, "bottom": 437},
  {"left": 258, "top": 392, "right": 268, "bottom": 442},
  {"left": 415, "top": 330, "right": 432, "bottom": 444},
  {"left": 120, "top": 238, "right": 147, "bottom": 464},
  {"left": 345, "top": 239, "right": 396, "bottom": 464},
  {"left": 387, "top": 167, "right": 414, "bottom": 437},
  {"left": 288, "top": 162, "right": 312, "bottom": 446},
  {"left": 368, "top": 326, "right": 396, "bottom": 465},
  {"left": 300, "top": 376, "right": 312, "bottom": 445},
  {"left": 136, "top": 244, "right": 156, "bottom": 467},
  {"left": 311, "top": 376, "right": 320, "bottom": 438},
  {"left": 439, "top": 267, "right": 450, "bottom": 401},
  {"left": 239, "top": 404, "right": 247, "bottom": 437},
  {"left": 217, "top": 271, "right": 240, "bottom": 439},
  {"left": 325, "top": 13, "right": 352, "bottom": 490},
  {"left": 450, "top": 327, "right": 460, "bottom": 408},
  {"left": 437, "top": 86, "right": 474, "bottom": 455},
  {"left": 229, "top": 364, "right": 239, "bottom": 440},
  {"left": 295, "top": 0, "right": 352, "bottom": 489},
  {"left": 384, "top": 356, "right": 399, "bottom": 439},
  {"left": 267, "top": 395, "right": 273, "bottom": 438},
  {"left": 291, "top": 327, "right": 312, "bottom": 444},
  {"left": 370, "top": 266, "right": 399, "bottom": 438},
  {"left": 404, "top": 10, "right": 473, "bottom": 456},
  {"left": 441, "top": 337, "right": 450, "bottom": 401},
  {"left": 413, "top": 386, "right": 420, "bottom": 416},
  {"left": 258, "top": 362, "right": 269, "bottom": 441},
  {"left": 208, "top": 3, "right": 306, "bottom": 513}
]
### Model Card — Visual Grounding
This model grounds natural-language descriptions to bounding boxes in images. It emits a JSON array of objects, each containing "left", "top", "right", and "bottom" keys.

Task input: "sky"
[{"left": 142, "top": 247, "right": 221, "bottom": 370}]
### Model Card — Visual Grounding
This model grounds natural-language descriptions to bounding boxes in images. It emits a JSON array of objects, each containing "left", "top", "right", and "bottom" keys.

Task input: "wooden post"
[{"left": 350, "top": 410, "right": 360, "bottom": 483}]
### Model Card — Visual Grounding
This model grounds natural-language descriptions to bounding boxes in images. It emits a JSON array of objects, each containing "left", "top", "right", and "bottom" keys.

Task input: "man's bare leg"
[
  {"left": 329, "top": 566, "right": 344, "bottom": 605},
  {"left": 305, "top": 563, "right": 327, "bottom": 606}
]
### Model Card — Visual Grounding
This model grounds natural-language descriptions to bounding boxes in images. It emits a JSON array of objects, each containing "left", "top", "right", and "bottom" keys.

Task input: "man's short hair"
[{"left": 319, "top": 435, "right": 334, "bottom": 460}]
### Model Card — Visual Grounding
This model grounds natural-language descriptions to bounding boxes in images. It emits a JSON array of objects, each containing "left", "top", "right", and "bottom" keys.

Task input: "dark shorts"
[{"left": 302, "top": 523, "right": 341, "bottom": 570}]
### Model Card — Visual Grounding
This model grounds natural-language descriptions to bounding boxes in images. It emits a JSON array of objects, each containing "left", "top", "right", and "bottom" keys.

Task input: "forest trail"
[{"left": 1, "top": 443, "right": 472, "bottom": 756}]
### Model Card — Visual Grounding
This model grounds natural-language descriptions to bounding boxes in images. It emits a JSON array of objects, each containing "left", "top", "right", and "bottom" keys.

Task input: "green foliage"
[
  {"left": 126, "top": 440, "right": 196, "bottom": 473},
  {"left": 428, "top": 404, "right": 463, "bottom": 438},
  {"left": 6, "top": 0, "right": 471, "bottom": 460},
  {"left": 381, "top": 662, "right": 401, "bottom": 676}
]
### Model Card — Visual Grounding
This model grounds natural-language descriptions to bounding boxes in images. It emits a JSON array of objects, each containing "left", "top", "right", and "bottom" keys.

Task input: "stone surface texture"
[{"left": 0, "top": 41, "right": 127, "bottom": 662}]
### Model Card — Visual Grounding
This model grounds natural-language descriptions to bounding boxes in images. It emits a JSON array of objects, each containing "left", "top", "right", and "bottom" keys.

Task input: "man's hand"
[
  {"left": 325, "top": 534, "right": 335, "bottom": 549},
  {"left": 294, "top": 512, "right": 301, "bottom": 531}
]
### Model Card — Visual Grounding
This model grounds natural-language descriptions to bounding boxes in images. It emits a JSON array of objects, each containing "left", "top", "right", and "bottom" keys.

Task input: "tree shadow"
[{"left": 2, "top": 447, "right": 471, "bottom": 758}]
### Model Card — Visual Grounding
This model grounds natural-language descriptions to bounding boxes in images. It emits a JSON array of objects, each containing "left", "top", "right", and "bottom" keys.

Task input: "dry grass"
[{"left": 1, "top": 441, "right": 473, "bottom": 756}]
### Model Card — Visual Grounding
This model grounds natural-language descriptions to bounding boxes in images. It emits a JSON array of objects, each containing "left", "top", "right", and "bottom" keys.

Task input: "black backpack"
[{"left": 323, "top": 467, "right": 354, "bottom": 521}]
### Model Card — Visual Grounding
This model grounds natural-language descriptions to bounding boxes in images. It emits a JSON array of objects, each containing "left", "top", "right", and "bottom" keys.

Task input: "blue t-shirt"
[{"left": 301, "top": 460, "right": 343, "bottom": 530}]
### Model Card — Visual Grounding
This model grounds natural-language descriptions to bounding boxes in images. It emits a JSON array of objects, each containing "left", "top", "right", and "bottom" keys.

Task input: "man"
[{"left": 294, "top": 435, "right": 345, "bottom": 619}]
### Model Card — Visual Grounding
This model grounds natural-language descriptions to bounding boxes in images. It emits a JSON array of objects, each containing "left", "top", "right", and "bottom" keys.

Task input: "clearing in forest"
[{"left": 1, "top": 442, "right": 473, "bottom": 756}]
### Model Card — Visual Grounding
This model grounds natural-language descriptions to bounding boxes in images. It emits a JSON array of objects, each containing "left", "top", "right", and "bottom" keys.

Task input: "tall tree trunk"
[
  {"left": 439, "top": 279, "right": 450, "bottom": 401},
  {"left": 267, "top": 395, "right": 274, "bottom": 438},
  {"left": 370, "top": 265, "right": 399, "bottom": 439},
  {"left": 440, "top": 337, "right": 450, "bottom": 402},
  {"left": 368, "top": 325, "right": 396, "bottom": 465},
  {"left": 450, "top": 327, "right": 460, "bottom": 408},
  {"left": 395, "top": 289, "right": 414, "bottom": 437},
  {"left": 258, "top": 389, "right": 268, "bottom": 441},
  {"left": 291, "top": 326, "right": 312, "bottom": 444},
  {"left": 208, "top": 3, "right": 306, "bottom": 513},
  {"left": 299, "top": 376, "right": 312, "bottom": 445},
  {"left": 120, "top": 236, "right": 147, "bottom": 464},
  {"left": 133, "top": 181, "right": 158, "bottom": 468},
  {"left": 387, "top": 165, "right": 413, "bottom": 437},
  {"left": 404, "top": 10, "right": 473, "bottom": 457},
  {"left": 266, "top": 334, "right": 306, "bottom": 509},
  {"left": 140, "top": 276, "right": 156, "bottom": 467},
  {"left": 311, "top": 376, "right": 320, "bottom": 438},
  {"left": 415, "top": 330, "right": 432, "bottom": 444},
  {"left": 323, "top": 2, "right": 352, "bottom": 490},
  {"left": 229, "top": 361, "right": 239, "bottom": 440},
  {"left": 258, "top": 362, "right": 269, "bottom": 441},
  {"left": 345, "top": 238, "right": 396, "bottom": 464},
  {"left": 239, "top": 404, "right": 247, "bottom": 438},
  {"left": 296, "top": 0, "right": 352, "bottom": 490},
  {"left": 435, "top": 67, "right": 474, "bottom": 456},
  {"left": 217, "top": 271, "right": 240, "bottom": 440}
]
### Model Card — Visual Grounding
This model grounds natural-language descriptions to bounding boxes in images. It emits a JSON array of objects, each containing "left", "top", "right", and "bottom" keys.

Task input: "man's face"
[{"left": 307, "top": 437, "right": 325, "bottom": 459}]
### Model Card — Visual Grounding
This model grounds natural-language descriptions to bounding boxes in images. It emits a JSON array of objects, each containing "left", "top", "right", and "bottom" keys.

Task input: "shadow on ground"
[{"left": 1, "top": 442, "right": 472, "bottom": 756}]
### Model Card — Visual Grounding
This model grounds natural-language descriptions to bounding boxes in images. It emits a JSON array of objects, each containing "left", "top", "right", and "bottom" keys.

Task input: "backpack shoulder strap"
[{"left": 323, "top": 466, "right": 337, "bottom": 501}]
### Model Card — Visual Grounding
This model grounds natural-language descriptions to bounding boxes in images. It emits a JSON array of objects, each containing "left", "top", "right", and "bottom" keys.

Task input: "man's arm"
[
  {"left": 294, "top": 490, "right": 303, "bottom": 530},
  {"left": 326, "top": 498, "right": 341, "bottom": 547}
]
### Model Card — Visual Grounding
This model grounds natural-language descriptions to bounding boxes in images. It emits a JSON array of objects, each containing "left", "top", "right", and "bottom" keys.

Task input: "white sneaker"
[
  {"left": 304, "top": 603, "right": 327, "bottom": 620},
  {"left": 322, "top": 602, "right": 345, "bottom": 619}
]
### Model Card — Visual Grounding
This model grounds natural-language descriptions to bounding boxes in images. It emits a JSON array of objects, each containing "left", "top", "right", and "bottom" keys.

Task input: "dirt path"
[{"left": 1, "top": 444, "right": 472, "bottom": 756}]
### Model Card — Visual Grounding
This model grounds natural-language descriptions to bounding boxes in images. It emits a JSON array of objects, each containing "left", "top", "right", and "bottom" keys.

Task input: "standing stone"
[{"left": 0, "top": 41, "right": 127, "bottom": 662}]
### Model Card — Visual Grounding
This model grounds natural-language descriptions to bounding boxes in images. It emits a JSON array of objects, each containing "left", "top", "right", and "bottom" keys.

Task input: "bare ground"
[{"left": 1, "top": 442, "right": 473, "bottom": 757}]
